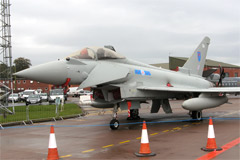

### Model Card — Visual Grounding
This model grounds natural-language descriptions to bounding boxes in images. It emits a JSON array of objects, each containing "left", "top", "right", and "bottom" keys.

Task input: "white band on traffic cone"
[
  {"left": 208, "top": 125, "right": 215, "bottom": 139},
  {"left": 141, "top": 129, "right": 149, "bottom": 144},
  {"left": 49, "top": 133, "right": 57, "bottom": 148}
]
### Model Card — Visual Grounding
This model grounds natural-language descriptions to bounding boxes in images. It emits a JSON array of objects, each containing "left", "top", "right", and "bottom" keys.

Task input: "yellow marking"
[
  {"left": 136, "top": 137, "right": 141, "bottom": 139},
  {"left": 183, "top": 125, "right": 189, "bottom": 127},
  {"left": 82, "top": 149, "right": 95, "bottom": 153},
  {"left": 162, "top": 130, "right": 169, "bottom": 132},
  {"left": 60, "top": 155, "right": 72, "bottom": 158},
  {"left": 173, "top": 127, "right": 181, "bottom": 130},
  {"left": 150, "top": 133, "right": 159, "bottom": 136},
  {"left": 102, "top": 144, "right": 114, "bottom": 148},
  {"left": 119, "top": 140, "right": 130, "bottom": 144},
  {"left": 192, "top": 122, "right": 200, "bottom": 125}
]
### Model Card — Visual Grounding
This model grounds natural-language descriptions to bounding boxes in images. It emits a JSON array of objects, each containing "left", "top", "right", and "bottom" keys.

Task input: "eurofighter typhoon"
[{"left": 15, "top": 37, "right": 240, "bottom": 129}]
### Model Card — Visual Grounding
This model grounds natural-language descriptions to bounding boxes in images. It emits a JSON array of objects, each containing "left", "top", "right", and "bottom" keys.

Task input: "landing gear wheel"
[
  {"left": 131, "top": 109, "right": 140, "bottom": 119},
  {"left": 192, "top": 111, "right": 202, "bottom": 121},
  {"left": 110, "top": 119, "right": 119, "bottom": 130}
]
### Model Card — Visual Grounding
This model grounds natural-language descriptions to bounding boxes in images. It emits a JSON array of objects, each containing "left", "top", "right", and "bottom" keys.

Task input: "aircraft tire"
[
  {"left": 110, "top": 119, "right": 119, "bottom": 130},
  {"left": 192, "top": 111, "right": 202, "bottom": 121}
]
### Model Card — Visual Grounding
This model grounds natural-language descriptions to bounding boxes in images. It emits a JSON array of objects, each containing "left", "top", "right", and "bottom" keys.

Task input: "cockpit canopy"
[{"left": 68, "top": 47, "right": 125, "bottom": 60}]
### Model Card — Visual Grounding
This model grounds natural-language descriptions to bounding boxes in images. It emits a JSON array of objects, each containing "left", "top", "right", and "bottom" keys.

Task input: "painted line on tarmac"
[
  {"left": 217, "top": 110, "right": 240, "bottom": 118},
  {"left": 60, "top": 154, "right": 72, "bottom": 158},
  {"left": 150, "top": 133, "right": 159, "bottom": 136},
  {"left": 196, "top": 137, "right": 240, "bottom": 160},
  {"left": 3, "top": 117, "right": 240, "bottom": 129},
  {"left": 119, "top": 140, "right": 130, "bottom": 144},
  {"left": 173, "top": 127, "right": 181, "bottom": 130},
  {"left": 82, "top": 149, "right": 95, "bottom": 153},
  {"left": 80, "top": 125, "right": 190, "bottom": 156},
  {"left": 102, "top": 144, "right": 114, "bottom": 148}
]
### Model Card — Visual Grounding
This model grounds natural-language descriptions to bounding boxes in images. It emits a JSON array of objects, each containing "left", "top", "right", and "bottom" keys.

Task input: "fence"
[{"left": 0, "top": 102, "right": 82, "bottom": 125}]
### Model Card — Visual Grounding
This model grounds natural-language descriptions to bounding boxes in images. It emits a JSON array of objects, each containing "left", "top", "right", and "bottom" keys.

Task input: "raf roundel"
[{"left": 197, "top": 51, "right": 201, "bottom": 62}]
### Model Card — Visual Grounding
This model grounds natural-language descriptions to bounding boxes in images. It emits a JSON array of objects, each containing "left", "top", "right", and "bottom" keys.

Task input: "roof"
[
  {"left": 151, "top": 57, "right": 240, "bottom": 70},
  {"left": 174, "top": 57, "right": 240, "bottom": 68},
  {"left": 151, "top": 63, "right": 169, "bottom": 69}
]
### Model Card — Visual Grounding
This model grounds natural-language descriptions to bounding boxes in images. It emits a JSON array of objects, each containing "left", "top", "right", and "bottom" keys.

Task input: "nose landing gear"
[{"left": 110, "top": 104, "right": 120, "bottom": 130}]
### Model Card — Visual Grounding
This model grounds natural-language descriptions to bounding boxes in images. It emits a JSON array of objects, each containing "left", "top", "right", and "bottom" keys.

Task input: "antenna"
[{"left": 0, "top": 0, "right": 14, "bottom": 113}]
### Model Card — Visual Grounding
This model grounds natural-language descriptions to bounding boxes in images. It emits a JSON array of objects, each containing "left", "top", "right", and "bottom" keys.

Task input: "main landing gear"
[
  {"left": 190, "top": 110, "right": 202, "bottom": 121},
  {"left": 127, "top": 109, "right": 140, "bottom": 120},
  {"left": 110, "top": 104, "right": 119, "bottom": 130}
]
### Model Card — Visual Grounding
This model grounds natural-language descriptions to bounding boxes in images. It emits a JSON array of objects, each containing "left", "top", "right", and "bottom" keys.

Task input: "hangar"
[{"left": 151, "top": 56, "right": 240, "bottom": 77}]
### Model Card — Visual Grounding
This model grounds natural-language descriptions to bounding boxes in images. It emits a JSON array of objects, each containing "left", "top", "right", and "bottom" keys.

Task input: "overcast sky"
[{"left": 10, "top": 0, "right": 239, "bottom": 66}]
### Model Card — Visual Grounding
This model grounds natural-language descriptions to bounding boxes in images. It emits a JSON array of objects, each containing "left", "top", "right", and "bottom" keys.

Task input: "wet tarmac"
[{"left": 1, "top": 97, "right": 239, "bottom": 160}]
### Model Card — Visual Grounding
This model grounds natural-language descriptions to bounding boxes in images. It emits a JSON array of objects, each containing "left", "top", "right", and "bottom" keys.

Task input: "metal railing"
[{"left": 0, "top": 98, "right": 82, "bottom": 126}]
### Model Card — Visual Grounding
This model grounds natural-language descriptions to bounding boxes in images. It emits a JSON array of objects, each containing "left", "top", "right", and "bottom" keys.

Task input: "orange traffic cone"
[
  {"left": 135, "top": 121, "right": 156, "bottom": 157},
  {"left": 201, "top": 117, "right": 222, "bottom": 151},
  {"left": 47, "top": 125, "right": 60, "bottom": 160}
]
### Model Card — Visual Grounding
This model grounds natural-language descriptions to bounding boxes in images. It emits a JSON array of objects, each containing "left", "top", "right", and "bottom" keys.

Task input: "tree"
[
  {"left": 13, "top": 57, "right": 32, "bottom": 72},
  {"left": 0, "top": 63, "right": 8, "bottom": 78}
]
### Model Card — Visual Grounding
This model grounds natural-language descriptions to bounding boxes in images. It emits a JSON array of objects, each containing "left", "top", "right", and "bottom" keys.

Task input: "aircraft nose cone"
[{"left": 14, "top": 60, "right": 68, "bottom": 85}]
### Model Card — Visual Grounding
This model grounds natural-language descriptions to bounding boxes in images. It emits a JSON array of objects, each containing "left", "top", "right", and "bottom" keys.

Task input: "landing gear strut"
[
  {"left": 110, "top": 104, "right": 119, "bottom": 130},
  {"left": 190, "top": 110, "right": 202, "bottom": 121}
]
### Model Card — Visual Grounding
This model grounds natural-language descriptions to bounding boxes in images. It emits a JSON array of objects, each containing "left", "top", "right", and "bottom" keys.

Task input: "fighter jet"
[{"left": 15, "top": 37, "right": 240, "bottom": 129}]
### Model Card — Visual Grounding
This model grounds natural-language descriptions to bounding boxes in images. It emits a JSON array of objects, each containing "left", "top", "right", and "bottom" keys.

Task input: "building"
[
  {"left": 0, "top": 79, "right": 51, "bottom": 93},
  {"left": 151, "top": 57, "right": 240, "bottom": 77}
]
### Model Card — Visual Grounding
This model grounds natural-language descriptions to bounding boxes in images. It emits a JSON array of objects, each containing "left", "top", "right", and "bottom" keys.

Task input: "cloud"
[{"left": 9, "top": 0, "right": 240, "bottom": 66}]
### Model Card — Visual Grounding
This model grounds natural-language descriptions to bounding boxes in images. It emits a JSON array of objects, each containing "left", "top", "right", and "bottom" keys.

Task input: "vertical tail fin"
[{"left": 179, "top": 37, "right": 210, "bottom": 76}]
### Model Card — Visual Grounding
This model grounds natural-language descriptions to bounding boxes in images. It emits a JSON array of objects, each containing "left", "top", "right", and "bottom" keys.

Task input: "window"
[
  {"left": 17, "top": 80, "right": 21, "bottom": 84},
  {"left": 234, "top": 73, "right": 238, "bottom": 77},
  {"left": 68, "top": 48, "right": 96, "bottom": 60},
  {"left": 30, "top": 81, "right": 33, "bottom": 84},
  {"left": 23, "top": 80, "right": 26, "bottom": 84},
  {"left": 45, "top": 87, "right": 48, "bottom": 91},
  {"left": 225, "top": 72, "right": 229, "bottom": 77}
]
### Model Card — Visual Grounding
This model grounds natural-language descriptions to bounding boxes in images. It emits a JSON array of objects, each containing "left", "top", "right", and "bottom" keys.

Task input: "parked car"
[
  {"left": 67, "top": 87, "right": 80, "bottom": 97},
  {"left": 49, "top": 89, "right": 67, "bottom": 104},
  {"left": 21, "top": 90, "right": 37, "bottom": 101},
  {"left": 26, "top": 94, "right": 42, "bottom": 105},
  {"left": 8, "top": 93, "right": 20, "bottom": 102},
  {"left": 40, "top": 93, "right": 48, "bottom": 101},
  {"left": 79, "top": 90, "right": 93, "bottom": 96}
]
